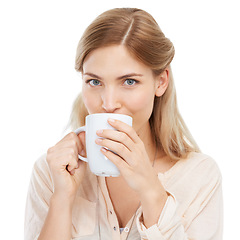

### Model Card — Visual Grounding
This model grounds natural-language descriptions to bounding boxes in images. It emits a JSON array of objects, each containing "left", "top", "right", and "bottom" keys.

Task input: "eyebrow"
[{"left": 83, "top": 72, "right": 143, "bottom": 80}]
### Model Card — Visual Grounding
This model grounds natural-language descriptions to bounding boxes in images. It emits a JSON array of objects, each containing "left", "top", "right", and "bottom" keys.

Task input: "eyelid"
[
  {"left": 85, "top": 79, "right": 102, "bottom": 86},
  {"left": 84, "top": 78, "right": 140, "bottom": 86},
  {"left": 123, "top": 78, "right": 139, "bottom": 85}
]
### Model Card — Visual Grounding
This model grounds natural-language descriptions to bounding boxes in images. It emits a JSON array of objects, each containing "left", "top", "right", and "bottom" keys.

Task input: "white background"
[{"left": 0, "top": 0, "right": 239, "bottom": 238}]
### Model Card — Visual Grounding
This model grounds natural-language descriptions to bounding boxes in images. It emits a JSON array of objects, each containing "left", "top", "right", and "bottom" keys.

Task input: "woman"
[{"left": 24, "top": 8, "right": 223, "bottom": 240}]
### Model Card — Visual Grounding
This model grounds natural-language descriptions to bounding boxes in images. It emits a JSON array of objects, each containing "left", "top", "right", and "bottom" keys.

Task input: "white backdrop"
[{"left": 0, "top": 0, "right": 239, "bottom": 238}]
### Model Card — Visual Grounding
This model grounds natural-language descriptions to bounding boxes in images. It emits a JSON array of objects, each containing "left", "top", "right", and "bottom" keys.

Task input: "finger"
[
  {"left": 107, "top": 118, "right": 141, "bottom": 144},
  {"left": 73, "top": 160, "right": 87, "bottom": 182},
  {"left": 96, "top": 138, "right": 132, "bottom": 164},
  {"left": 100, "top": 147, "right": 130, "bottom": 174},
  {"left": 69, "top": 159, "right": 86, "bottom": 177},
  {"left": 69, "top": 169, "right": 75, "bottom": 175},
  {"left": 64, "top": 131, "right": 86, "bottom": 156},
  {"left": 66, "top": 153, "right": 79, "bottom": 172},
  {"left": 56, "top": 132, "right": 84, "bottom": 156},
  {"left": 48, "top": 148, "right": 79, "bottom": 170},
  {"left": 77, "top": 131, "right": 86, "bottom": 156},
  {"left": 96, "top": 129, "right": 135, "bottom": 151}
]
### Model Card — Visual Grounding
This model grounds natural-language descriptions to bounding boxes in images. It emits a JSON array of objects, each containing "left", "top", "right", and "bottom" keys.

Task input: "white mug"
[{"left": 74, "top": 113, "right": 132, "bottom": 177}]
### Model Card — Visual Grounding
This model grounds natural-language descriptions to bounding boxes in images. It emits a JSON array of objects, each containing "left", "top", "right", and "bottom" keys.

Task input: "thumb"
[
  {"left": 78, "top": 131, "right": 86, "bottom": 156},
  {"left": 73, "top": 160, "right": 87, "bottom": 185}
]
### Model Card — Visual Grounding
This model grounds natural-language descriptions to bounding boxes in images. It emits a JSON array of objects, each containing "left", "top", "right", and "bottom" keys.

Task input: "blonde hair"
[{"left": 70, "top": 8, "right": 200, "bottom": 160}]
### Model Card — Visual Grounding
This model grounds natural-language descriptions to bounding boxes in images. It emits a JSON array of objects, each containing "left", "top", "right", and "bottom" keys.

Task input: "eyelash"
[
  {"left": 86, "top": 79, "right": 101, "bottom": 86},
  {"left": 123, "top": 79, "right": 138, "bottom": 86},
  {"left": 85, "top": 79, "right": 139, "bottom": 87}
]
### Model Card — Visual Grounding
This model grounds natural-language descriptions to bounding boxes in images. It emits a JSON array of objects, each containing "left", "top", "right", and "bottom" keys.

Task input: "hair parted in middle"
[{"left": 70, "top": 8, "right": 200, "bottom": 160}]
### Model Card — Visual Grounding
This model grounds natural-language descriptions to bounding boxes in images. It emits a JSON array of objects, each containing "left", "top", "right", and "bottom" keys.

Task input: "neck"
[{"left": 136, "top": 122, "right": 156, "bottom": 164}]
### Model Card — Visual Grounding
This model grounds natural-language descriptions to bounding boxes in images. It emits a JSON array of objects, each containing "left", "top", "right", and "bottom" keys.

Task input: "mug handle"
[{"left": 74, "top": 126, "right": 88, "bottom": 163}]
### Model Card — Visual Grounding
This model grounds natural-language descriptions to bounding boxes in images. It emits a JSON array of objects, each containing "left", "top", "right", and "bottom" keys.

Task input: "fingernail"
[
  {"left": 96, "top": 129, "right": 103, "bottom": 135},
  {"left": 96, "top": 138, "right": 102, "bottom": 144},
  {"left": 101, "top": 147, "right": 107, "bottom": 152},
  {"left": 108, "top": 118, "right": 115, "bottom": 123},
  {"left": 80, "top": 149, "right": 85, "bottom": 155}
]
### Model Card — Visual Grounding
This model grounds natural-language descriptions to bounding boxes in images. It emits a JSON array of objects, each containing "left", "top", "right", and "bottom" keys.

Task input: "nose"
[{"left": 101, "top": 87, "right": 121, "bottom": 113}]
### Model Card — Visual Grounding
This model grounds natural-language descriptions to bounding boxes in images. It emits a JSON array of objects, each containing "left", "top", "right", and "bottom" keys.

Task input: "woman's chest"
[{"left": 106, "top": 177, "right": 141, "bottom": 228}]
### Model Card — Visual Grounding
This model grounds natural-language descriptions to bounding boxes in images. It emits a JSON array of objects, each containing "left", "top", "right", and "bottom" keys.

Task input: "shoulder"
[
  {"left": 180, "top": 152, "right": 222, "bottom": 185},
  {"left": 185, "top": 152, "right": 221, "bottom": 175},
  {"left": 163, "top": 152, "right": 223, "bottom": 210},
  {"left": 33, "top": 153, "right": 50, "bottom": 174},
  {"left": 31, "top": 153, "right": 53, "bottom": 188},
  {"left": 161, "top": 152, "right": 222, "bottom": 186}
]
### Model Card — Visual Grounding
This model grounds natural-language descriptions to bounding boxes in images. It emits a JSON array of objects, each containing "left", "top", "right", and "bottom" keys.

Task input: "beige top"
[{"left": 24, "top": 152, "right": 223, "bottom": 240}]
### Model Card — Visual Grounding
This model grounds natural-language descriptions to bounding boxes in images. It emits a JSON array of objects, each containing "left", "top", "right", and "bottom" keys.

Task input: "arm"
[
  {"left": 24, "top": 154, "right": 53, "bottom": 240},
  {"left": 24, "top": 155, "right": 75, "bottom": 240},
  {"left": 95, "top": 119, "right": 223, "bottom": 239},
  {"left": 96, "top": 118, "right": 169, "bottom": 227},
  {"left": 38, "top": 195, "right": 73, "bottom": 240},
  {"left": 139, "top": 175, "right": 168, "bottom": 228},
  {"left": 136, "top": 162, "right": 223, "bottom": 240},
  {"left": 25, "top": 131, "right": 87, "bottom": 240},
  {"left": 24, "top": 155, "right": 96, "bottom": 240}
]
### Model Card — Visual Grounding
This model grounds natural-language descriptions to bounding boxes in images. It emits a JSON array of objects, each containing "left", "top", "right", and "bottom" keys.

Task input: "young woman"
[{"left": 24, "top": 8, "right": 223, "bottom": 240}]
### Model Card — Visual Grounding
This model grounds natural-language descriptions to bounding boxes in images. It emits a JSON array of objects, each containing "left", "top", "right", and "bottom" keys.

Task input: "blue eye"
[
  {"left": 124, "top": 79, "right": 136, "bottom": 86},
  {"left": 89, "top": 79, "right": 101, "bottom": 86}
]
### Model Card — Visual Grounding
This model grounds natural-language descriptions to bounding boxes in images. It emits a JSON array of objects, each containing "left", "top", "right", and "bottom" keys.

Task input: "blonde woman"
[{"left": 24, "top": 8, "right": 223, "bottom": 240}]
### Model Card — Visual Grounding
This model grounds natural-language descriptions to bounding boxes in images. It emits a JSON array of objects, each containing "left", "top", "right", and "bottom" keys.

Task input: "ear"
[{"left": 155, "top": 69, "right": 169, "bottom": 97}]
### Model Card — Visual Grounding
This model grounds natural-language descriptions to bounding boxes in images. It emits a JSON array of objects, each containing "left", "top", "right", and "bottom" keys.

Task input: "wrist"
[
  {"left": 50, "top": 192, "right": 75, "bottom": 210},
  {"left": 139, "top": 179, "right": 168, "bottom": 228},
  {"left": 140, "top": 185, "right": 167, "bottom": 207},
  {"left": 39, "top": 193, "right": 73, "bottom": 240},
  {"left": 139, "top": 175, "right": 166, "bottom": 201}
]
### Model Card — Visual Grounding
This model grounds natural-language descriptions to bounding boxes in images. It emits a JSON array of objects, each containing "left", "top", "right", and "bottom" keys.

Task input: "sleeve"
[
  {"left": 24, "top": 154, "right": 97, "bottom": 240},
  {"left": 24, "top": 154, "right": 54, "bottom": 240},
  {"left": 136, "top": 162, "right": 223, "bottom": 240}
]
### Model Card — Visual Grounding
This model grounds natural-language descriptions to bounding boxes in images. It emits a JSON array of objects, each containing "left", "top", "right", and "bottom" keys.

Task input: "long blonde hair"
[{"left": 70, "top": 8, "right": 200, "bottom": 160}]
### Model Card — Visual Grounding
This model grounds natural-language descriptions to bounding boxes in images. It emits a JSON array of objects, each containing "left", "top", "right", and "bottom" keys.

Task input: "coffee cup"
[{"left": 74, "top": 113, "right": 132, "bottom": 177}]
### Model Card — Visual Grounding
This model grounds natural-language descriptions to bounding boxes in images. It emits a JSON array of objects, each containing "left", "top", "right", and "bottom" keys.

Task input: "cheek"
[
  {"left": 126, "top": 91, "right": 155, "bottom": 131},
  {"left": 125, "top": 90, "right": 155, "bottom": 113},
  {"left": 82, "top": 89, "right": 100, "bottom": 113}
]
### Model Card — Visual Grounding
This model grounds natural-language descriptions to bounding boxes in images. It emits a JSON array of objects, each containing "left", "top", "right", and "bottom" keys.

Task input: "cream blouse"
[{"left": 24, "top": 152, "right": 223, "bottom": 239}]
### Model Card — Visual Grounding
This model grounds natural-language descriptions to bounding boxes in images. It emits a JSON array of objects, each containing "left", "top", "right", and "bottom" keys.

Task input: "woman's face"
[{"left": 82, "top": 45, "right": 165, "bottom": 134}]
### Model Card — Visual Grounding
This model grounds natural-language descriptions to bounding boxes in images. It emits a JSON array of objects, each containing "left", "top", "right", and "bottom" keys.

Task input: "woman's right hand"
[{"left": 46, "top": 131, "right": 87, "bottom": 203}]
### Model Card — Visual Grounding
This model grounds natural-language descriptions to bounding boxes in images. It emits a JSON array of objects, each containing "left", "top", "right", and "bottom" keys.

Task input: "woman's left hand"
[{"left": 95, "top": 118, "right": 162, "bottom": 197}]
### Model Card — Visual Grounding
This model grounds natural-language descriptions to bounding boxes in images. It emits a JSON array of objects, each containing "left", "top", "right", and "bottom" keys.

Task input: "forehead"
[{"left": 83, "top": 45, "right": 153, "bottom": 77}]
